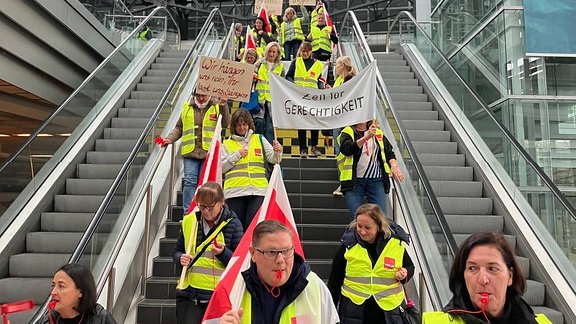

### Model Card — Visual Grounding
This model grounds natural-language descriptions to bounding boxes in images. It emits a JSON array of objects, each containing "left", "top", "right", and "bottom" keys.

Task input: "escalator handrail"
[
  {"left": 340, "top": 10, "right": 457, "bottom": 310},
  {"left": 0, "top": 6, "right": 180, "bottom": 173},
  {"left": 385, "top": 11, "right": 576, "bottom": 222}
]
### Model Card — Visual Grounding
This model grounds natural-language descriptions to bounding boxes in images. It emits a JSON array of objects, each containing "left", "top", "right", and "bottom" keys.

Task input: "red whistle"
[
  {"left": 212, "top": 239, "right": 218, "bottom": 248},
  {"left": 480, "top": 292, "right": 489, "bottom": 309},
  {"left": 276, "top": 270, "right": 282, "bottom": 280},
  {"left": 48, "top": 300, "right": 57, "bottom": 310}
]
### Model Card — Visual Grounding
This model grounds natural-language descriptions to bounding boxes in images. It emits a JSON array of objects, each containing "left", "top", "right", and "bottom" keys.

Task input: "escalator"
[{"left": 339, "top": 10, "right": 576, "bottom": 324}]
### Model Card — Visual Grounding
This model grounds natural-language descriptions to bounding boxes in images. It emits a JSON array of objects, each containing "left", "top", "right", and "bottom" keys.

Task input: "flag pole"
[{"left": 177, "top": 218, "right": 198, "bottom": 290}]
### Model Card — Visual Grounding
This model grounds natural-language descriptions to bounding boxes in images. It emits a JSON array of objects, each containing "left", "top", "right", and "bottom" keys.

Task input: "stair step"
[
  {"left": 398, "top": 110, "right": 439, "bottom": 120},
  {"left": 65, "top": 178, "right": 115, "bottom": 195},
  {"left": 407, "top": 130, "right": 451, "bottom": 142},
  {"left": 9, "top": 253, "right": 70, "bottom": 277},
  {"left": 413, "top": 141, "right": 458, "bottom": 154},
  {"left": 137, "top": 298, "right": 176, "bottom": 324},
  {"left": 288, "top": 193, "right": 348, "bottom": 209},
  {"left": 418, "top": 153, "right": 465, "bottom": 166},
  {"left": 0, "top": 277, "right": 52, "bottom": 304},
  {"left": 445, "top": 215, "right": 503, "bottom": 233},
  {"left": 423, "top": 166, "right": 473, "bottom": 181},
  {"left": 430, "top": 181, "right": 483, "bottom": 197},
  {"left": 437, "top": 197, "right": 493, "bottom": 215},
  {"left": 394, "top": 101, "right": 433, "bottom": 111},
  {"left": 403, "top": 120, "right": 444, "bottom": 131},
  {"left": 26, "top": 232, "right": 84, "bottom": 253}
]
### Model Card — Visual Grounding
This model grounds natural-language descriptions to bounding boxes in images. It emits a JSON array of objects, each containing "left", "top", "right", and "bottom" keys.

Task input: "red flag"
[
  {"left": 322, "top": 4, "right": 335, "bottom": 34},
  {"left": 257, "top": 2, "right": 272, "bottom": 33},
  {"left": 185, "top": 114, "right": 223, "bottom": 215},
  {"left": 202, "top": 164, "right": 304, "bottom": 323}
]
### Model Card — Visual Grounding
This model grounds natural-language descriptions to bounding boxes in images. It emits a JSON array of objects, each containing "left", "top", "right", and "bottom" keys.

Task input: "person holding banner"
[
  {"left": 279, "top": 6, "right": 309, "bottom": 61},
  {"left": 254, "top": 42, "right": 284, "bottom": 144},
  {"left": 161, "top": 91, "right": 230, "bottom": 214},
  {"left": 173, "top": 182, "right": 244, "bottom": 324},
  {"left": 219, "top": 220, "right": 339, "bottom": 324},
  {"left": 337, "top": 120, "right": 404, "bottom": 220},
  {"left": 306, "top": 8, "right": 338, "bottom": 62},
  {"left": 327, "top": 203, "right": 414, "bottom": 324},
  {"left": 252, "top": 17, "right": 275, "bottom": 57},
  {"left": 222, "top": 108, "right": 283, "bottom": 230},
  {"left": 285, "top": 41, "right": 325, "bottom": 157}
]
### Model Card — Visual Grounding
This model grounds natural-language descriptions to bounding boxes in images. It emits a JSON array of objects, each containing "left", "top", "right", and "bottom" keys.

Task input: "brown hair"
[
  {"left": 194, "top": 182, "right": 225, "bottom": 205},
  {"left": 449, "top": 232, "right": 526, "bottom": 299},
  {"left": 297, "top": 41, "right": 313, "bottom": 57},
  {"left": 230, "top": 108, "right": 255, "bottom": 135},
  {"left": 252, "top": 220, "right": 292, "bottom": 247},
  {"left": 348, "top": 203, "right": 392, "bottom": 238}
]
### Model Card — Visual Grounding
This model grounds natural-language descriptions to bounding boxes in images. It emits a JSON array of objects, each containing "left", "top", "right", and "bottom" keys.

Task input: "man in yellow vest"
[
  {"left": 306, "top": 9, "right": 338, "bottom": 62},
  {"left": 219, "top": 220, "right": 339, "bottom": 323}
]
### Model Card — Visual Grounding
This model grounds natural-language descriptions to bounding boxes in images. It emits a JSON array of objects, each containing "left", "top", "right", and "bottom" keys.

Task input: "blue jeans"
[
  {"left": 183, "top": 158, "right": 204, "bottom": 214},
  {"left": 344, "top": 177, "right": 387, "bottom": 220},
  {"left": 332, "top": 128, "right": 341, "bottom": 156},
  {"left": 283, "top": 40, "right": 302, "bottom": 61},
  {"left": 253, "top": 102, "right": 274, "bottom": 144}
]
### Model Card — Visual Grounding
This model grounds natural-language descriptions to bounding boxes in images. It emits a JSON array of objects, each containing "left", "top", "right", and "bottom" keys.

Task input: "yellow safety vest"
[
  {"left": 280, "top": 19, "right": 305, "bottom": 45},
  {"left": 294, "top": 58, "right": 324, "bottom": 89},
  {"left": 342, "top": 237, "right": 405, "bottom": 310},
  {"left": 422, "top": 312, "right": 553, "bottom": 324},
  {"left": 252, "top": 30, "right": 272, "bottom": 57},
  {"left": 336, "top": 127, "right": 391, "bottom": 182},
  {"left": 178, "top": 215, "right": 231, "bottom": 291},
  {"left": 223, "top": 135, "right": 268, "bottom": 190},
  {"left": 333, "top": 75, "right": 344, "bottom": 87},
  {"left": 181, "top": 103, "right": 219, "bottom": 155},
  {"left": 310, "top": 25, "right": 332, "bottom": 53},
  {"left": 256, "top": 63, "right": 284, "bottom": 102},
  {"left": 239, "top": 272, "right": 324, "bottom": 323}
]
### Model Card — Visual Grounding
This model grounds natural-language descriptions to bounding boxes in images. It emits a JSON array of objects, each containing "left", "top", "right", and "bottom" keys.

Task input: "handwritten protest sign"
[
  {"left": 197, "top": 56, "right": 253, "bottom": 102},
  {"left": 253, "top": 0, "right": 283, "bottom": 16},
  {"left": 289, "top": 0, "right": 316, "bottom": 5}
]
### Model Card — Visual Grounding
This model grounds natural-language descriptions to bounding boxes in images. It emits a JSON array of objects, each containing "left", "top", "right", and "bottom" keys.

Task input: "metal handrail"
[
  {"left": 385, "top": 11, "right": 576, "bottom": 222},
  {"left": 341, "top": 10, "right": 457, "bottom": 310},
  {"left": 0, "top": 6, "right": 179, "bottom": 173}
]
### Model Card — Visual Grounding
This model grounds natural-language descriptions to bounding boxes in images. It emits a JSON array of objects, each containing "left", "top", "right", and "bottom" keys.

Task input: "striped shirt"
[{"left": 356, "top": 136, "right": 383, "bottom": 179}]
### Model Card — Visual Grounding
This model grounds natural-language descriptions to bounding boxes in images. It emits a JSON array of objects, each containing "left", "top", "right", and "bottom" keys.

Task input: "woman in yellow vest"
[
  {"left": 161, "top": 91, "right": 230, "bottom": 214},
  {"left": 285, "top": 41, "right": 325, "bottom": 157},
  {"left": 221, "top": 109, "right": 282, "bottom": 230},
  {"left": 422, "top": 232, "right": 552, "bottom": 324},
  {"left": 254, "top": 42, "right": 284, "bottom": 145},
  {"left": 327, "top": 203, "right": 414, "bottom": 324},
  {"left": 172, "top": 182, "right": 244, "bottom": 324},
  {"left": 279, "top": 6, "right": 309, "bottom": 61},
  {"left": 337, "top": 120, "right": 404, "bottom": 220},
  {"left": 252, "top": 17, "right": 275, "bottom": 58},
  {"left": 306, "top": 9, "right": 338, "bottom": 62}
]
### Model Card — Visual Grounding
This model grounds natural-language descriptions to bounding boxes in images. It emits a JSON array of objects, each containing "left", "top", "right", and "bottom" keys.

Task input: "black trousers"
[
  {"left": 226, "top": 195, "right": 265, "bottom": 231},
  {"left": 176, "top": 297, "right": 208, "bottom": 324},
  {"left": 298, "top": 129, "right": 319, "bottom": 152}
]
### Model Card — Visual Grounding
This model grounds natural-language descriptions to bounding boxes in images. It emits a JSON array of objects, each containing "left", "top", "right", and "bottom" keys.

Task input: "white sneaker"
[{"left": 332, "top": 185, "right": 343, "bottom": 197}]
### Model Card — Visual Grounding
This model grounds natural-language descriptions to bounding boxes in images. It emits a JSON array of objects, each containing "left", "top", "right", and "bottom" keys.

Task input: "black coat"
[{"left": 37, "top": 304, "right": 116, "bottom": 324}]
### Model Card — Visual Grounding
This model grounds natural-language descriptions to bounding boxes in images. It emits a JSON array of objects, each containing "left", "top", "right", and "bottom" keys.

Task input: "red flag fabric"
[
  {"left": 202, "top": 164, "right": 303, "bottom": 323},
  {"left": 322, "top": 4, "right": 335, "bottom": 33},
  {"left": 185, "top": 115, "right": 223, "bottom": 215},
  {"left": 245, "top": 25, "right": 256, "bottom": 51},
  {"left": 257, "top": 3, "right": 272, "bottom": 33}
]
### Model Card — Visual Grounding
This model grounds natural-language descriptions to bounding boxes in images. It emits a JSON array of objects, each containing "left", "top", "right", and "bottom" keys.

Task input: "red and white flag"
[
  {"left": 241, "top": 25, "right": 257, "bottom": 64},
  {"left": 322, "top": 4, "right": 336, "bottom": 35},
  {"left": 257, "top": 2, "right": 272, "bottom": 33},
  {"left": 185, "top": 114, "right": 223, "bottom": 215},
  {"left": 202, "top": 164, "right": 304, "bottom": 323}
]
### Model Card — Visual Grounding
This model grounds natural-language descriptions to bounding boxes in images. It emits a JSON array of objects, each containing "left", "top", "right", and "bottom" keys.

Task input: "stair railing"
[{"left": 340, "top": 10, "right": 457, "bottom": 311}]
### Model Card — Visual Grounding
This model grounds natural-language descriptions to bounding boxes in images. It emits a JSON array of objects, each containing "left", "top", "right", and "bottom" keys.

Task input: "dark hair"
[
  {"left": 230, "top": 108, "right": 255, "bottom": 135},
  {"left": 57, "top": 263, "right": 97, "bottom": 314},
  {"left": 449, "top": 232, "right": 526, "bottom": 300},
  {"left": 195, "top": 182, "right": 225, "bottom": 205},
  {"left": 252, "top": 220, "right": 292, "bottom": 247},
  {"left": 254, "top": 17, "right": 268, "bottom": 31}
]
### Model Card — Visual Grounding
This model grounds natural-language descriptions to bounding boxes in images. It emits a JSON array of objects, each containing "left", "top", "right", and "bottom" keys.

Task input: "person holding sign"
[
  {"left": 327, "top": 203, "right": 414, "bottom": 324},
  {"left": 279, "top": 6, "right": 309, "bottom": 61},
  {"left": 160, "top": 91, "right": 230, "bottom": 214},
  {"left": 252, "top": 17, "right": 275, "bottom": 57},
  {"left": 306, "top": 8, "right": 338, "bottom": 62},
  {"left": 221, "top": 108, "right": 283, "bottom": 230},
  {"left": 285, "top": 41, "right": 325, "bottom": 157},
  {"left": 254, "top": 42, "right": 284, "bottom": 144},
  {"left": 337, "top": 120, "right": 404, "bottom": 220},
  {"left": 172, "top": 182, "right": 244, "bottom": 324}
]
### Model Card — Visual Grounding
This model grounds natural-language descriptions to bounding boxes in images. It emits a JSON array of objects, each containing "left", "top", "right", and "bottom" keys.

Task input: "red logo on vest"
[
  {"left": 209, "top": 114, "right": 217, "bottom": 121},
  {"left": 254, "top": 148, "right": 262, "bottom": 156},
  {"left": 310, "top": 71, "right": 316, "bottom": 77},
  {"left": 384, "top": 257, "right": 396, "bottom": 269},
  {"left": 376, "top": 133, "right": 383, "bottom": 141}
]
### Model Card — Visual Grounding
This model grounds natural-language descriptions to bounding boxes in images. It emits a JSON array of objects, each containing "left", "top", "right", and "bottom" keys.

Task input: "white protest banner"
[
  {"left": 197, "top": 56, "right": 253, "bottom": 103},
  {"left": 289, "top": 0, "right": 316, "bottom": 5},
  {"left": 270, "top": 61, "right": 377, "bottom": 129},
  {"left": 253, "top": 0, "right": 283, "bottom": 16}
]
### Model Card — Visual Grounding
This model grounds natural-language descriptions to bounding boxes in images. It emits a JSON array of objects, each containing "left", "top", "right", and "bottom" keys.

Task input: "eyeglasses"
[
  {"left": 198, "top": 203, "right": 217, "bottom": 211},
  {"left": 253, "top": 246, "right": 295, "bottom": 260}
]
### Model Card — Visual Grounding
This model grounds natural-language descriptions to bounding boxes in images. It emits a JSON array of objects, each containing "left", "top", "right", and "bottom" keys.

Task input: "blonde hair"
[
  {"left": 263, "top": 42, "right": 282, "bottom": 63},
  {"left": 336, "top": 56, "right": 357, "bottom": 77},
  {"left": 284, "top": 7, "right": 296, "bottom": 21},
  {"left": 348, "top": 203, "right": 393, "bottom": 238}
]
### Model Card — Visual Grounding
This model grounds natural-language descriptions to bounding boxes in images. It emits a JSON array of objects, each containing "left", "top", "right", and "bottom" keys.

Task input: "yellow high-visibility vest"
[
  {"left": 422, "top": 311, "right": 553, "bottom": 324},
  {"left": 336, "top": 127, "right": 391, "bottom": 182},
  {"left": 256, "top": 63, "right": 284, "bottom": 102},
  {"left": 310, "top": 25, "right": 332, "bottom": 53},
  {"left": 223, "top": 135, "right": 268, "bottom": 190},
  {"left": 294, "top": 58, "right": 324, "bottom": 89},
  {"left": 181, "top": 103, "right": 219, "bottom": 155}
]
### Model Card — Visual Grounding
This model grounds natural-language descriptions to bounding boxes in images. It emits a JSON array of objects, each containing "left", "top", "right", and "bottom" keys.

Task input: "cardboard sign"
[
  {"left": 253, "top": 0, "right": 283, "bottom": 16},
  {"left": 289, "top": 0, "right": 316, "bottom": 6},
  {"left": 197, "top": 56, "right": 253, "bottom": 103}
]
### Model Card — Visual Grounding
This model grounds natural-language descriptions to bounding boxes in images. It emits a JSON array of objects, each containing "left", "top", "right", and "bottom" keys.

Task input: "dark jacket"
[
  {"left": 172, "top": 205, "right": 244, "bottom": 301},
  {"left": 327, "top": 229, "right": 414, "bottom": 324},
  {"left": 37, "top": 304, "right": 116, "bottom": 324},
  {"left": 241, "top": 253, "right": 310, "bottom": 324},
  {"left": 338, "top": 125, "right": 397, "bottom": 194},
  {"left": 443, "top": 292, "right": 541, "bottom": 324}
]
